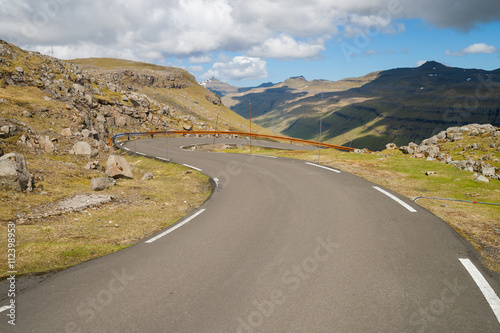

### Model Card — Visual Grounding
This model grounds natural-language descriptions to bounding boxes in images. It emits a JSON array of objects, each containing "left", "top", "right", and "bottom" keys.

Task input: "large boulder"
[
  {"left": 418, "top": 145, "right": 440, "bottom": 158},
  {"left": 106, "top": 155, "right": 133, "bottom": 179},
  {"left": 0, "top": 152, "right": 33, "bottom": 192}
]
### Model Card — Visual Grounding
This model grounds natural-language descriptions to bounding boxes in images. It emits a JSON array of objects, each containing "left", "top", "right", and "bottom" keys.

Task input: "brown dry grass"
[{"left": 0, "top": 153, "right": 211, "bottom": 278}]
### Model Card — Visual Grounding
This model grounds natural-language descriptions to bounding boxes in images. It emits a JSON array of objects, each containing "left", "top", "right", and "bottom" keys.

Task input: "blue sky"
[{"left": 1, "top": 0, "right": 499, "bottom": 87}]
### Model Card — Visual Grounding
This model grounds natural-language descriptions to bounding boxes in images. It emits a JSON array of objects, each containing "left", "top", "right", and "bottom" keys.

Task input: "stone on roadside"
[
  {"left": 106, "top": 155, "right": 133, "bottom": 179},
  {"left": 90, "top": 177, "right": 116, "bottom": 191},
  {"left": 0, "top": 152, "right": 33, "bottom": 192}
]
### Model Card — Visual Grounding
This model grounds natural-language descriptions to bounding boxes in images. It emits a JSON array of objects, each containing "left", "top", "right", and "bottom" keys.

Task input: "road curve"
[{"left": 2, "top": 137, "right": 499, "bottom": 332}]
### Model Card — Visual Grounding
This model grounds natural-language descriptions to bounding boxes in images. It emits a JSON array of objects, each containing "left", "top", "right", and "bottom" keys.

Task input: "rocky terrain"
[
  {"left": 389, "top": 123, "right": 500, "bottom": 181},
  {"left": 0, "top": 39, "right": 266, "bottom": 196}
]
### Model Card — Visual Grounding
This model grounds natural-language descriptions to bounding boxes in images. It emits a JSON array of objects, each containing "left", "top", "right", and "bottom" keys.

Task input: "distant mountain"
[
  {"left": 200, "top": 77, "right": 274, "bottom": 97},
  {"left": 222, "top": 61, "right": 500, "bottom": 150}
]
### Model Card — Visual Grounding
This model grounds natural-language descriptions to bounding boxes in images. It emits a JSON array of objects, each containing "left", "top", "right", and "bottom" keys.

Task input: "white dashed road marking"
[
  {"left": 459, "top": 258, "right": 500, "bottom": 323},
  {"left": 373, "top": 186, "right": 417, "bottom": 213},
  {"left": 305, "top": 162, "right": 341, "bottom": 173}
]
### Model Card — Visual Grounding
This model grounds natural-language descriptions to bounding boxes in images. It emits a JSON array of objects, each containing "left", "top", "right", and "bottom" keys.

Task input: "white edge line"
[
  {"left": 213, "top": 177, "right": 221, "bottom": 188},
  {"left": 373, "top": 186, "right": 417, "bottom": 213},
  {"left": 459, "top": 258, "right": 500, "bottom": 323},
  {"left": 137, "top": 152, "right": 146, "bottom": 156},
  {"left": 156, "top": 156, "right": 168, "bottom": 161},
  {"left": 145, "top": 209, "right": 206, "bottom": 244},
  {"left": 183, "top": 164, "right": 202, "bottom": 172},
  {"left": 0, "top": 305, "right": 10, "bottom": 313},
  {"left": 305, "top": 162, "right": 341, "bottom": 173},
  {"left": 123, "top": 147, "right": 130, "bottom": 151},
  {"left": 250, "top": 154, "right": 278, "bottom": 159}
]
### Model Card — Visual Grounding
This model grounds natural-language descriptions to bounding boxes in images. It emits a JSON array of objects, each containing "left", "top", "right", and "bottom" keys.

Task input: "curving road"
[{"left": 2, "top": 137, "right": 499, "bottom": 332}]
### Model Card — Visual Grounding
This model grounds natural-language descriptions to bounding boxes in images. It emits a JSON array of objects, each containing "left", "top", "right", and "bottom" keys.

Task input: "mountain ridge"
[{"left": 221, "top": 61, "right": 500, "bottom": 150}]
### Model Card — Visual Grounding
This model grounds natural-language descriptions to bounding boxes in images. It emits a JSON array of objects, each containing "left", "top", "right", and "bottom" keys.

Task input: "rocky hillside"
[
  {"left": 0, "top": 39, "right": 273, "bottom": 196},
  {"left": 222, "top": 61, "right": 500, "bottom": 151},
  {"left": 393, "top": 123, "right": 500, "bottom": 181}
]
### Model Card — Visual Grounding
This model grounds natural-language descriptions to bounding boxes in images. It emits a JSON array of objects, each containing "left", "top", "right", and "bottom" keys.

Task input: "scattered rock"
[
  {"left": 398, "top": 124, "right": 499, "bottom": 181},
  {"left": 106, "top": 155, "right": 133, "bottom": 179},
  {"left": 474, "top": 175, "right": 490, "bottom": 183},
  {"left": 84, "top": 160, "right": 100, "bottom": 170},
  {"left": 385, "top": 143, "right": 398, "bottom": 150},
  {"left": 22, "top": 110, "right": 32, "bottom": 118},
  {"left": 141, "top": 172, "right": 154, "bottom": 181},
  {"left": 61, "top": 128, "right": 72, "bottom": 136},
  {"left": 481, "top": 165, "right": 496, "bottom": 178},
  {"left": 425, "top": 171, "right": 437, "bottom": 176},
  {"left": 72, "top": 141, "right": 92, "bottom": 156},
  {"left": 0, "top": 124, "right": 19, "bottom": 138},
  {"left": 183, "top": 124, "right": 193, "bottom": 131},
  {"left": 90, "top": 177, "right": 116, "bottom": 191},
  {"left": 0, "top": 152, "right": 33, "bottom": 192}
]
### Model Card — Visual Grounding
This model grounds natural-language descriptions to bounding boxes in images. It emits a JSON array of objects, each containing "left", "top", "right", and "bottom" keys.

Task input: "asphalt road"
[{"left": 1, "top": 137, "right": 499, "bottom": 332}]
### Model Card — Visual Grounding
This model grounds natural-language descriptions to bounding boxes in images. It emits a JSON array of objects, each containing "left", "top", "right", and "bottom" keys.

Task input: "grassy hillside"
[
  {"left": 223, "top": 62, "right": 500, "bottom": 150},
  {"left": 68, "top": 58, "right": 273, "bottom": 135}
]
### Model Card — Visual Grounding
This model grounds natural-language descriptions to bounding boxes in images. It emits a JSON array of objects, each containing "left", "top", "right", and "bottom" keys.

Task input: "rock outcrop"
[
  {"left": 399, "top": 124, "right": 500, "bottom": 180},
  {"left": 0, "top": 152, "right": 33, "bottom": 191}
]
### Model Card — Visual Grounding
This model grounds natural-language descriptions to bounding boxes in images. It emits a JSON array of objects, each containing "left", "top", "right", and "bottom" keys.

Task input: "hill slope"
[{"left": 223, "top": 61, "right": 500, "bottom": 150}]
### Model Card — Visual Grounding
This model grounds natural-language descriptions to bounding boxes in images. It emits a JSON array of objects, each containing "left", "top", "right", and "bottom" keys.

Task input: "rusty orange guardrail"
[{"left": 111, "top": 130, "right": 358, "bottom": 152}]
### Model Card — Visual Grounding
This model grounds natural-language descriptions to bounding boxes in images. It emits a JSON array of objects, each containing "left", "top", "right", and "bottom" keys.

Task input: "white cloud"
[
  {"left": 246, "top": 34, "right": 326, "bottom": 59},
  {"left": 189, "top": 54, "right": 212, "bottom": 64},
  {"left": 462, "top": 43, "right": 498, "bottom": 54},
  {"left": 0, "top": 0, "right": 499, "bottom": 63},
  {"left": 202, "top": 56, "right": 268, "bottom": 81},
  {"left": 188, "top": 65, "right": 204, "bottom": 72},
  {"left": 446, "top": 43, "right": 499, "bottom": 56}
]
